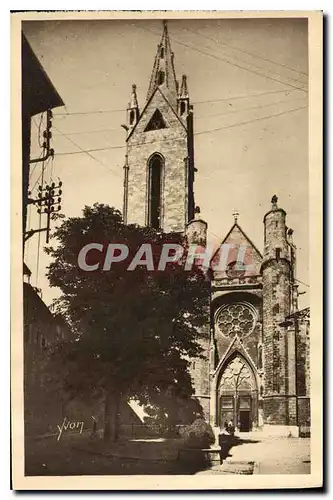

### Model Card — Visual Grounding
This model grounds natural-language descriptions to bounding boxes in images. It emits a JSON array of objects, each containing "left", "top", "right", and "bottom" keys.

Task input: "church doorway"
[
  {"left": 239, "top": 410, "right": 251, "bottom": 432},
  {"left": 217, "top": 354, "right": 258, "bottom": 432}
]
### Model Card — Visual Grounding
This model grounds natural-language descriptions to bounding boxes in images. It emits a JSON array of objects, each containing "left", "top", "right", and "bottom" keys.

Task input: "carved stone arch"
[
  {"left": 215, "top": 347, "right": 259, "bottom": 394},
  {"left": 214, "top": 348, "right": 259, "bottom": 430}
]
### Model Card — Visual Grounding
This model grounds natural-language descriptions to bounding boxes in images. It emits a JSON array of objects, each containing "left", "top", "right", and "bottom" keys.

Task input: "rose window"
[{"left": 215, "top": 302, "right": 257, "bottom": 338}]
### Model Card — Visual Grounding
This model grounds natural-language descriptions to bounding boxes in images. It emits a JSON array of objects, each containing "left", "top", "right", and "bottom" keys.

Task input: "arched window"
[
  {"left": 148, "top": 154, "right": 163, "bottom": 230},
  {"left": 180, "top": 101, "right": 186, "bottom": 116},
  {"left": 160, "top": 47, "right": 164, "bottom": 59},
  {"left": 129, "top": 110, "right": 135, "bottom": 125},
  {"left": 158, "top": 71, "right": 165, "bottom": 85}
]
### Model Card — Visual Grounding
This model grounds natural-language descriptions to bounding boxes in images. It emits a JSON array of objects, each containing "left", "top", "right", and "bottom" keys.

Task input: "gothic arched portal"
[{"left": 217, "top": 352, "right": 258, "bottom": 431}]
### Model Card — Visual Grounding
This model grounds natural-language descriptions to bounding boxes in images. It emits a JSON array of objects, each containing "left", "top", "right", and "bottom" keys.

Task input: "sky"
[{"left": 23, "top": 17, "right": 309, "bottom": 308}]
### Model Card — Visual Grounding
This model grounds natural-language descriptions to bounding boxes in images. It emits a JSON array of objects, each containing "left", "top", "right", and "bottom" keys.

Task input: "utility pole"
[{"left": 25, "top": 181, "right": 63, "bottom": 244}]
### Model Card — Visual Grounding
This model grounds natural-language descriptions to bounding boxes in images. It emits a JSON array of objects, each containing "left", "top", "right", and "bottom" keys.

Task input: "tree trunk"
[{"left": 103, "top": 389, "right": 121, "bottom": 442}]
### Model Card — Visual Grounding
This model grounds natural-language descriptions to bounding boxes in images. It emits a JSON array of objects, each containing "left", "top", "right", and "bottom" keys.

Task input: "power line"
[
  {"left": 193, "top": 88, "right": 300, "bottom": 105},
  {"left": 54, "top": 104, "right": 307, "bottom": 156},
  {"left": 295, "top": 278, "right": 310, "bottom": 288},
  {"left": 55, "top": 141, "right": 125, "bottom": 156},
  {"left": 52, "top": 95, "right": 306, "bottom": 137},
  {"left": 53, "top": 125, "right": 124, "bottom": 181},
  {"left": 53, "top": 126, "right": 121, "bottom": 136},
  {"left": 185, "top": 28, "right": 308, "bottom": 82},
  {"left": 196, "top": 95, "right": 307, "bottom": 120},
  {"left": 195, "top": 104, "right": 307, "bottom": 136},
  {"left": 29, "top": 156, "right": 51, "bottom": 193},
  {"left": 139, "top": 26, "right": 308, "bottom": 94},
  {"left": 52, "top": 88, "right": 303, "bottom": 118},
  {"left": 53, "top": 91, "right": 305, "bottom": 137},
  {"left": 54, "top": 108, "right": 125, "bottom": 117}
]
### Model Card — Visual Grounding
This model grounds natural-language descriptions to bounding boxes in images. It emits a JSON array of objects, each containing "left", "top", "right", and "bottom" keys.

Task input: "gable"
[
  {"left": 211, "top": 224, "right": 262, "bottom": 279},
  {"left": 144, "top": 108, "right": 167, "bottom": 132},
  {"left": 127, "top": 87, "right": 186, "bottom": 143}
]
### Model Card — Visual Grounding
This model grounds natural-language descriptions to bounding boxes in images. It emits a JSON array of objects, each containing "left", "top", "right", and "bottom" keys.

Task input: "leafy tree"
[{"left": 45, "top": 203, "right": 209, "bottom": 441}]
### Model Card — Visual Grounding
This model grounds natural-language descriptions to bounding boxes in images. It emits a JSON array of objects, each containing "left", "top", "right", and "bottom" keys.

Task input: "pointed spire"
[
  {"left": 271, "top": 194, "right": 278, "bottom": 209},
  {"left": 146, "top": 21, "right": 178, "bottom": 103},
  {"left": 233, "top": 210, "right": 240, "bottom": 224},
  {"left": 179, "top": 74, "right": 189, "bottom": 99},
  {"left": 127, "top": 83, "right": 139, "bottom": 129},
  {"left": 130, "top": 84, "right": 139, "bottom": 109}
]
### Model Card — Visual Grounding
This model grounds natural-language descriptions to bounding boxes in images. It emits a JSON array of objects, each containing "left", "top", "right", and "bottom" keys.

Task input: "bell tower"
[
  {"left": 262, "top": 195, "right": 298, "bottom": 431},
  {"left": 122, "top": 21, "right": 195, "bottom": 232}
]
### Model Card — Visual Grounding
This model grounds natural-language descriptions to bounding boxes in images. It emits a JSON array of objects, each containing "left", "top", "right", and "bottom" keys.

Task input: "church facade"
[{"left": 122, "top": 22, "right": 311, "bottom": 436}]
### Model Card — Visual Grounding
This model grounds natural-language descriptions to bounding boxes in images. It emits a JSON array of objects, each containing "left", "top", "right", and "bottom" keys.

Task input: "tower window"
[
  {"left": 148, "top": 154, "right": 163, "bottom": 230},
  {"left": 160, "top": 47, "right": 164, "bottom": 59},
  {"left": 158, "top": 71, "right": 165, "bottom": 85},
  {"left": 276, "top": 248, "right": 281, "bottom": 261},
  {"left": 129, "top": 110, "right": 135, "bottom": 125},
  {"left": 144, "top": 109, "right": 167, "bottom": 132},
  {"left": 180, "top": 101, "right": 186, "bottom": 116}
]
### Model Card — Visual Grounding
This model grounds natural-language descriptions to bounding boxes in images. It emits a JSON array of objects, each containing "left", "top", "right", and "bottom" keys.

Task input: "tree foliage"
[{"left": 45, "top": 203, "right": 209, "bottom": 438}]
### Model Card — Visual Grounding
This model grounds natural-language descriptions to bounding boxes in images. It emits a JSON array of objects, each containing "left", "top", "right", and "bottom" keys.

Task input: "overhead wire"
[
  {"left": 52, "top": 88, "right": 304, "bottom": 118},
  {"left": 184, "top": 27, "right": 308, "bottom": 84},
  {"left": 138, "top": 26, "right": 308, "bottom": 94},
  {"left": 54, "top": 104, "right": 307, "bottom": 156},
  {"left": 53, "top": 124, "right": 124, "bottom": 181},
  {"left": 50, "top": 93, "right": 306, "bottom": 137}
]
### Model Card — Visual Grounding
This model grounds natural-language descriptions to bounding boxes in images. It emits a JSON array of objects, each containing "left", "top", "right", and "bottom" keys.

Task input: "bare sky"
[{"left": 23, "top": 17, "right": 309, "bottom": 308}]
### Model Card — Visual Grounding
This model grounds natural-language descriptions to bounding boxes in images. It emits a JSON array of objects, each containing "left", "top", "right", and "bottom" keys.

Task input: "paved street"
[
  {"left": 228, "top": 432, "right": 311, "bottom": 474},
  {"left": 199, "top": 432, "right": 310, "bottom": 475}
]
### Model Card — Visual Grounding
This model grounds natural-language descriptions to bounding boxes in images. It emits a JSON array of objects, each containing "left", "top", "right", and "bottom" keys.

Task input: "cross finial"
[
  {"left": 271, "top": 194, "right": 278, "bottom": 209},
  {"left": 233, "top": 210, "right": 240, "bottom": 223}
]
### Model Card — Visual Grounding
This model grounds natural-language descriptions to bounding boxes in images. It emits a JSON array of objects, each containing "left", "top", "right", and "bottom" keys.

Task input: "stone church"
[{"left": 122, "top": 22, "right": 310, "bottom": 436}]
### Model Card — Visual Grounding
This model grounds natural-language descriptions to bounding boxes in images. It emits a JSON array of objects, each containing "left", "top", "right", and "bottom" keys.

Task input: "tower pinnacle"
[
  {"left": 126, "top": 83, "right": 139, "bottom": 131},
  {"left": 146, "top": 21, "right": 178, "bottom": 103}
]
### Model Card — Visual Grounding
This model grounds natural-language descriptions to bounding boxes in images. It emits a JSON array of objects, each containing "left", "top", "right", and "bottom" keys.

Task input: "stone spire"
[
  {"left": 129, "top": 83, "right": 139, "bottom": 109},
  {"left": 126, "top": 84, "right": 140, "bottom": 131},
  {"left": 146, "top": 21, "right": 178, "bottom": 104},
  {"left": 179, "top": 74, "right": 189, "bottom": 98}
]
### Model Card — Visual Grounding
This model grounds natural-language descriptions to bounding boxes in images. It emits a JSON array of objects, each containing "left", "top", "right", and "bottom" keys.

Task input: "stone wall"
[{"left": 126, "top": 88, "right": 190, "bottom": 233}]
